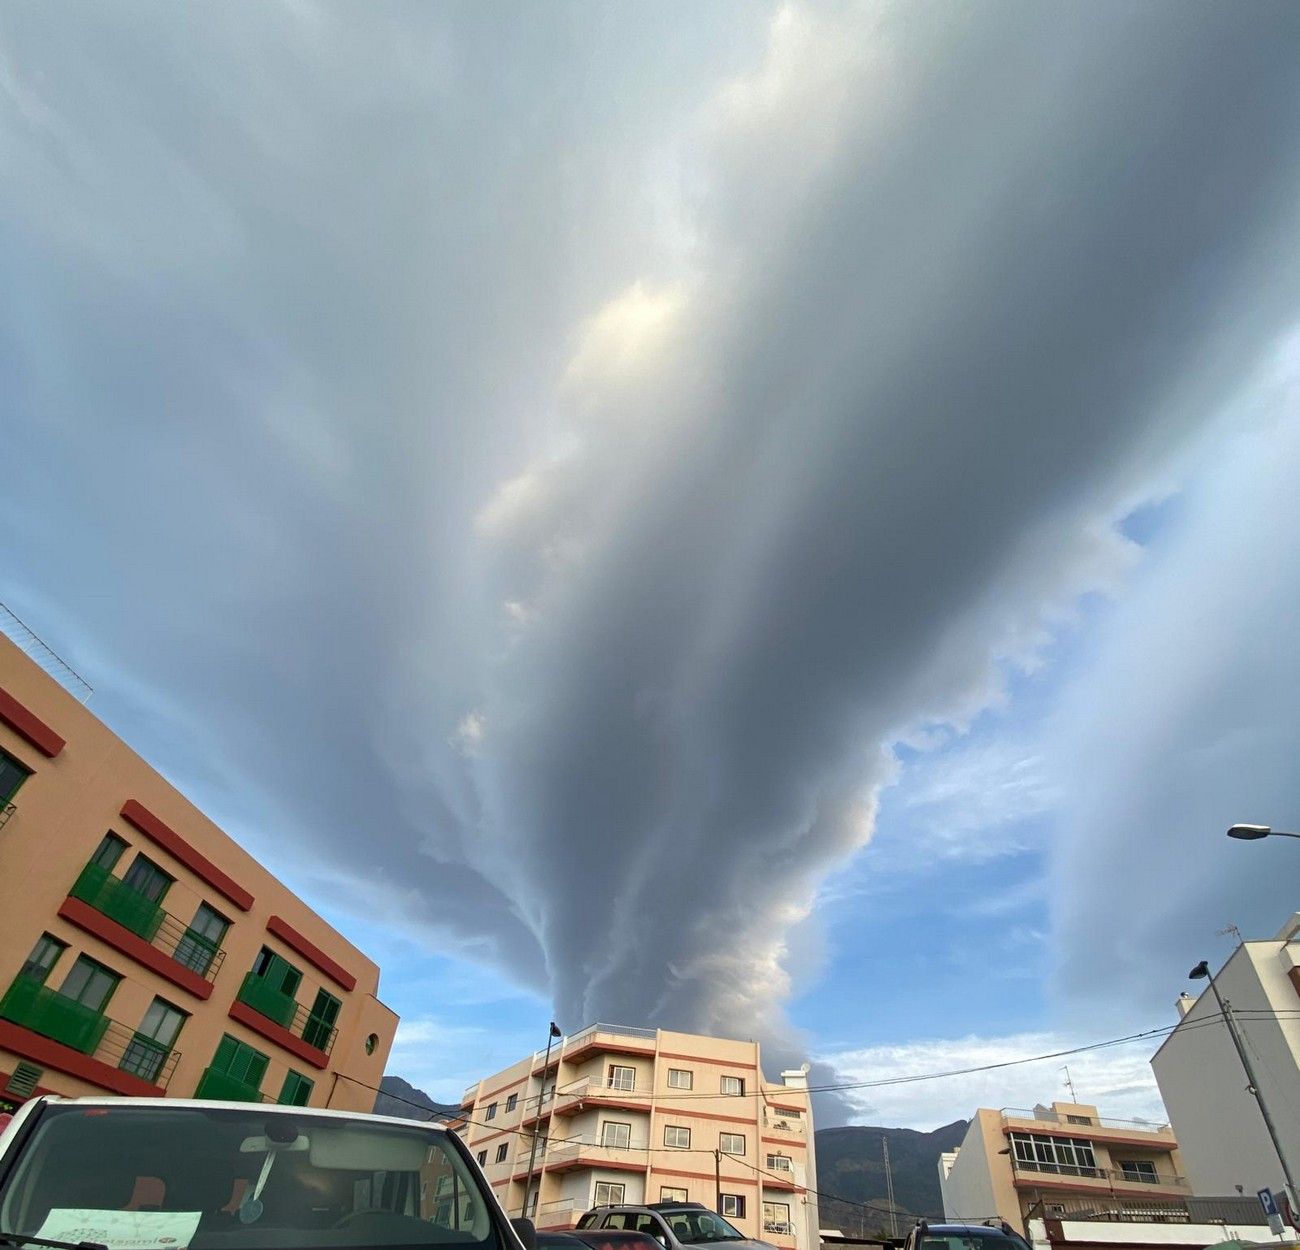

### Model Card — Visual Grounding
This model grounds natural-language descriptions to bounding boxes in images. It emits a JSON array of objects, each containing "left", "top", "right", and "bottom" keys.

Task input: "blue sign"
[{"left": 1258, "top": 1188, "right": 1280, "bottom": 1218}]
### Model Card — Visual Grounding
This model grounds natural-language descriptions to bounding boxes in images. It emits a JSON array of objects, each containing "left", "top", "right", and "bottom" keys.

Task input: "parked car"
[
  {"left": 578, "top": 1202, "right": 775, "bottom": 1250},
  {"left": 904, "top": 1221, "right": 1032, "bottom": 1250},
  {"left": 0, "top": 1096, "right": 536, "bottom": 1250},
  {"left": 538, "top": 1232, "right": 663, "bottom": 1250}
]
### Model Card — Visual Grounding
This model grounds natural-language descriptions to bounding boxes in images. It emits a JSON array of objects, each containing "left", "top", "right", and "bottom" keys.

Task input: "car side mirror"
[{"left": 511, "top": 1218, "right": 537, "bottom": 1250}]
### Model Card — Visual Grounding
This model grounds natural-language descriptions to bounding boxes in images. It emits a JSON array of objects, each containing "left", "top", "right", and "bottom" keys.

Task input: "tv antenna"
[
  {"left": 1061, "top": 1066, "right": 1078, "bottom": 1102},
  {"left": 1217, "top": 923, "right": 1242, "bottom": 944}
]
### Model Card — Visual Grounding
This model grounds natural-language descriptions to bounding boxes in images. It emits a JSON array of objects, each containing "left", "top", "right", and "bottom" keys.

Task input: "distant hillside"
[
  {"left": 815, "top": 1121, "right": 968, "bottom": 1236},
  {"left": 372, "top": 1074, "right": 460, "bottom": 1121}
]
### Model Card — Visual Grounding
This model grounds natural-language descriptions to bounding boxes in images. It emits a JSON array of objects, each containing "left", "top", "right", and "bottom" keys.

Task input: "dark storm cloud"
[{"left": 4, "top": 0, "right": 1300, "bottom": 1101}]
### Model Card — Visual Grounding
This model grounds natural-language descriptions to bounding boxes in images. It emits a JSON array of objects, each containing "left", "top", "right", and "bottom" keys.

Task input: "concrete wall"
[
  {"left": 0, "top": 635, "right": 397, "bottom": 1112},
  {"left": 942, "top": 1111, "right": 1006, "bottom": 1225},
  {"left": 1152, "top": 937, "right": 1300, "bottom": 1196}
]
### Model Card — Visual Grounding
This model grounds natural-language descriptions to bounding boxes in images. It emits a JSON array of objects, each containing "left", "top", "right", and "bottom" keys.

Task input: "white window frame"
[
  {"left": 1119, "top": 1159, "right": 1159, "bottom": 1183},
  {"left": 664, "top": 1124, "right": 691, "bottom": 1149},
  {"left": 601, "top": 1120, "right": 632, "bottom": 1149},
  {"left": 667, "top": 1068, "right": 693, "bottom": 1089},
  {"left": 661, "top": 1187, "right": 689, "bottom": 1203},
  {"left": 765, "top": 1154, "right": 792, "bottom": 1172},
  {"left": 719, "top": 1132, "right": 746, "bottom": 1156},
  {"left": 1009, "top": 1132, "right": 1099, "bottom": 1177},
  {"left": 763, "top": 1202, "right": 791, "bottom": 1233},
  {"left": 720, "top": 1194, "right": 745, "bottom": 1218},
  {"left": 608, "top": 1064, "right": 636, "bottom": 1092},
  {"left": 721, "top": 1075, "right": 745, "bottom": 1097},
  {"left": 593, "top": 1181, "right": 626, "bottom": 1207}
]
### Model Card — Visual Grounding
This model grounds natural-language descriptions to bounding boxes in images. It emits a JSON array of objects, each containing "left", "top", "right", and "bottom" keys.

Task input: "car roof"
[
  {"left": 923, "top": 1227, "right": 1017, "bottom": 1237},
  {"left": 22, "top": 1096, "right": 450, "bottom": 1136}
]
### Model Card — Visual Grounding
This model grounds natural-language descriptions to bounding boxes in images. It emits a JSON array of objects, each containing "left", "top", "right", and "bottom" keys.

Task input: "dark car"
[
  {"left": 904, "top": 1221, "right": 1033, "bottom": 1250},
  {"left": 579, "top": 1202, "right": 775, "bottom": 1250},
  {"left": 539, "top": 1232, "right": 664, "bottom": 1250}
]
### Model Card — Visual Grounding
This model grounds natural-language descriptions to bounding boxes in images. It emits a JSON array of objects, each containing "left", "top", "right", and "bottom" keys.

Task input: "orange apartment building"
[
  {"left": 455, "top": 1025, "right": 818, "bottom": 1250},
  {"left": 0, "top": 630, "right": 398, "bottom": 1112},
  {"left": 939, "top": 1102, "right": 1191, "bottom": 1235}
]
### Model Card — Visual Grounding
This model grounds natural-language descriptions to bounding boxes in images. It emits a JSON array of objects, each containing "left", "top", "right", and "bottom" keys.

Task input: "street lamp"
[
  {"left": 1188, "top": 960, "right": 1299, "bottom": 1201},
  {"left": 1226, "top": 824, "right": 1300, "bottom": 841},
  {"left": 519, "top": 1022, "right": 563, "bottom": 1218}
]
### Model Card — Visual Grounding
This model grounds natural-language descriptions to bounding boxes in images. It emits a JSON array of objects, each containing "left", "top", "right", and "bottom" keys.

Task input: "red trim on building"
[
  {"left": 1010, "top": 1175, "right": 1187, "bottom": 1196},
  {"left": 475, "top": 1073, "right": 527, "bottom": 1104},
  {"left": 560, "top": 1097, "right": 653, "bottom": 1118},
  {"left": 654, "top": 1168, "right": 758, "bottom": 1187},
  {"left": 266, "top": 916, "right": 357, "bottom": 992},
  {"left": 0, "top": 688, "right": 64, "bottom": 758},
  {"left": 654, "top": 1108, "right": 753, "bottom": 1126},
  {"left": 545, "top": 1157, "right": 648, "bottom": 1175},
  {"left": 557, "top": 1041, "right": 657, "bottom": 1067},
  {"left": 57, "top": 897, "right": 214, "bottom": 1000},
  {"left": 759, "top": 1178, "right": 802, "bottom": 1193},
  {"left": 658, "top": 1052, "right": 758, "bottom": 1070},
  {"left": 228, "top": 999, "right": 328, "bottom": 1070},
  {"left": 761, "top": 1136, "right": 807, "bottom": 1148},
  {"left": 120, "top": 800, "right": 253, "bottom": 912},
  {"left": 0, "top": 1020, "right": 166, "bottom": 1097}
]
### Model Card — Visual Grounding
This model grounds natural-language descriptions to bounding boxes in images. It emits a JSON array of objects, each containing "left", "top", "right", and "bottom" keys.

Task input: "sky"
[{"left": 4, "top": 1, "right": 1300, "bottom": 1130}]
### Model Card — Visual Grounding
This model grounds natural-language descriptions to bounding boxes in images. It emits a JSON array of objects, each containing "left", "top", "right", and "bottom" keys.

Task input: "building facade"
[
  {"left": 1150, "top": 915, "right": 1300, "bottom": 1200},
  {"left": 0, "top": 632, "right": 398, "bottom": 1112},
  {"left": 939, "top": 1103, "right": 1189, "bottom": 1235},
  {"left": 456, "top": 1024, "right": 818, "bottom": 1250}
]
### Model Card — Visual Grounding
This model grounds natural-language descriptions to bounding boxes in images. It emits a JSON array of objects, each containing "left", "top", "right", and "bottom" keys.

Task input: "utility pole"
[
  {"left": 715, "top": 1149, "right": 723, "bottom": 1214},
  {"left": 1191, "top": 961, "right": 1299, "bottom": 1203},
  {"left": 883, "top": 1137, "right": 898, "bottom": 1239},
  {"left": 520, "top": 1021, "right": 562, "bottom": 1218}
]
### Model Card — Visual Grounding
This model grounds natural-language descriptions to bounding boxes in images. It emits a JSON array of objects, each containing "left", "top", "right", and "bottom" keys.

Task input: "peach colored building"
[
  {"left": 939, "top": 1103, "right": 1189, "bottom": 1235},
  {"left": 0, "top": 631, "right": 397, "bottom": 1113},
  {"left": 457, "top": 1025, "right": 818, "bottom": 1250}
]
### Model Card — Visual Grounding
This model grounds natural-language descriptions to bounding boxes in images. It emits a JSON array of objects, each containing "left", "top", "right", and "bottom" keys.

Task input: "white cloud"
[{"left": 822, "top": 1032, "right": 1170, "bottom": 1132}]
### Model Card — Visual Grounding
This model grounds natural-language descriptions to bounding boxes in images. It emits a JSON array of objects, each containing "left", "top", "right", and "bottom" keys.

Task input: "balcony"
[
  {"left": 194, "top": 1065, "right": 270, "bottom": 1102},
  {"left": 0, "top": 978, "right": 180, "bottom": 1088},
  {"left": 0, "top": 801, "right": 15, "bottom": 830},
  {"left": 1002, "top": 1108, "right": 1173, "bottom": 1136},
  {"left": 553, "top": 1075, "right": 650, "bottom": 1116},
  {"left": 535, "top": 1197, "right": 588, "bottom": 1229},
  {"left": 64, "top": 864, "right": 226, "bottom": 987},
  {"left": 1009, "top": 1159, "right": 1190, "bottom": 1193},
  {"left": 233, "top": 973, "right": 337, "bottom": 1058},
  {"left": 538, "top": 1138, "right": 649, "bottom": 1174},
  {"left": 544, "top": 1023, "right": 656, "bottom": 1068}
]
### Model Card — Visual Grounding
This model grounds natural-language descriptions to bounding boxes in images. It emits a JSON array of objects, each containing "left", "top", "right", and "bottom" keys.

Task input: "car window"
[{"left": 0, "top": 1104, "right": 503, "bottom": 1250}]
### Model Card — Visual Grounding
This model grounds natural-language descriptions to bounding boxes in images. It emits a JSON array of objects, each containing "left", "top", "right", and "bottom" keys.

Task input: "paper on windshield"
[{"left": 37, "top": 1209, "right": 202, "bottom": 1250}]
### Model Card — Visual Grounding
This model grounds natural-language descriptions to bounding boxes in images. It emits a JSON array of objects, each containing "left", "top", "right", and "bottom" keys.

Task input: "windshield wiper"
[{"left": 0, "top": 1233, "right": 108, "bottom": 1250}]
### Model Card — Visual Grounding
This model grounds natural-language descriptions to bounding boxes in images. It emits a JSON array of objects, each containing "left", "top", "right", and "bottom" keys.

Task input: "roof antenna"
[
  {"left": 1217, "top": 923, "right": 1242, "bottom": 944},
  {"left": 1061, "top": 1066, "right": 1078, "bottom": 1102}
]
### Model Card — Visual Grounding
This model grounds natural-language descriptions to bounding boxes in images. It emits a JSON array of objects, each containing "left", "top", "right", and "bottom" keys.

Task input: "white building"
[{"left": 1150, "top": 912, "right": 1300, "bottom": 1199}]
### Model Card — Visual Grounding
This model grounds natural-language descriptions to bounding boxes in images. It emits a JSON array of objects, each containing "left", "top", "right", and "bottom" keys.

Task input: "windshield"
[
  {"left": 0, "top": 1105, "right": 502, "bottom": 1250},
  {"left": 661, "top": 1212, "right": 745, "bottom": 1245},
  {"left": 923, "top": 1236, "right": 1028, "bottom": 1250}
]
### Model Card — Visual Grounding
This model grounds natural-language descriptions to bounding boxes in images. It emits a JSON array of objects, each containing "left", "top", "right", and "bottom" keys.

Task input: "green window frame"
[
  {"left": 303, "top": 988, "right": 341, "bottom": 1049},
  {"left": 19, "top": 934, "right": 67, "bottom": 984},
  {"left": 121, "top": 853, "right": 173, "bottom": 904},
  {"left": 89, "top": 833, "right": 128, "bottom": 871},
  {"left": 120, "top": 997, "right": 187, "bottom": 1083},
  {"left": 279, "top": 1070, "right": 314, "bottom": 1106},
  {"left": 58, "top": 955, "right": 120, "bottom": 1013},
  {"left": 211, "top": 1034, "right": 269, "bottom": 1089},
  {"left": 0, "top": 750, "right": 31, "bottom": 805},
  {"left": 174, "top": 902, "right": 229, "bottom": 976},
  {"left": 252, "top": 947, "right": 302, "bottom": 997}
]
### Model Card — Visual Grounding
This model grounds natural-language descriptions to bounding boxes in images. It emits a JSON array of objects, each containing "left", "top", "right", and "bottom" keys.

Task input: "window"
[
  {"left": 720, "top": 1195, "right": 745, "bottom": 1219},
  {"left": 593, "top": 1182, "right": 626, "bottom": 1207},
  {"left": 1066, "top": 1114, "right": 1094, "bottom": 1125},
  {"left": 766, "top": 1154, "right": 792, "bottom": 1172},
  {"left": 252, "top": 947, "right": 302, "bottom": 997},
  {"left": 476, "top": 1150, "right": 487, "bottom": 1166},
  {"left": 174, "top": 902, "right": 228, "bottom": 976},
  {"left": 763, "top": 1202, "right": 792, "bottom": 1232},
  {"left": 119, "top": 997, "right": 186, "bottom": 1082},
  {"left": 279, "top": 1070, "right": 314, "bottom": 1106},
  {"left": 0, "top": 750, "right": 31, "bottom": 804},
  {"left": 19, "top": 934, "right": 66, "bottom": 984},
  {"left": 601, "top": 1121, "right": 632, "bottom": 1149},
  {"left": 668, "top": 1068, "right": 693, "bottom": 1090},
  {"left": 661, "top": 1187, "right": 689, "bottom": 1203},
  {"left": 719, "top": 1132, "right": 745, "bottom": 1155},
  {"left": 664, "top": 1124, "right": 691, "bottom": 1149},
  {"left": 608, "top": 1064, "right": 635, "bottom": 1091},
  {"left": 1009, "top": 1132, "right": 1099, "bottom": 1177},
  {"left": 1119, "top": 1159, "right": 1159, "bottom": 1183},
  {"left": 721, "top": 1075, "right": 745, "bottom": 1096},
  {"left": 303, "top": 988, "right": 341, "bottom": 1049},
  {"left": 485, "top": 1102, "right": 498, "bottom": 1120},
  {"left": 121, "top": 854, "right": 173, "bottom": 903},
  {"left": 365, "top": 1032, "right": 379, "bottom": 1055},
  {"left": 89, "top": 834, "right": 127, "bottom": 871},
  {"left": 506, "top": 1093, "right": 518, "bottom": 1112},
  {"left": 494, "top": 1143, "right": 508, "bottom": 1163},
  {"left": 58, "top": 956, "right": 120, "bottom": 1013},
  {"left": 208, "top": 1034, "right": 269, "bottom": 1091}
]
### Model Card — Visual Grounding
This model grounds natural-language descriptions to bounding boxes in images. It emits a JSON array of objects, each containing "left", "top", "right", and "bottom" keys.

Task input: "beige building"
[
  {"left": 939, "top": 1103, "right": 1189, "bottom": 1235},
  {"left": 456, "top": 1024, "right": 818, "bottom": 1250},
  {"left": 0, "top": 630, "right": 398, "bottom": 1112},
  {"left": 1151, "top": 914, "right": 1300, "bottom": 1200}
]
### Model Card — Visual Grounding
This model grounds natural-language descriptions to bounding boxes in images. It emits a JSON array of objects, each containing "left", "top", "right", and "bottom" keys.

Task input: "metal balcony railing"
[
  {"left": 1011, "top": 1159, "right": 1189, "bottom": 1190},
  {"left": 68, "top": 864, "right": 227, "bottom": 982},
  {"left": 764, "top": 1223, "right": 794, "bottom": 1236},
  {"left": 0, "top": 802, "right": 15, "bottom": 831},
  {"left": 762, "top": 1112, "right": 805, "bottom": 1133},
  {"left": 1027, "top": 1195, "right": 1191, "bottom": 1224},
  {"left": 236, "top": 973, "right": 337, "bottom": 1053},
  {"left": 0, "top": 977, "right": 180, "bottom": 1087},
  {"left": 1002, "top": 1108, "right": 1173, "bottom": 1134}
]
